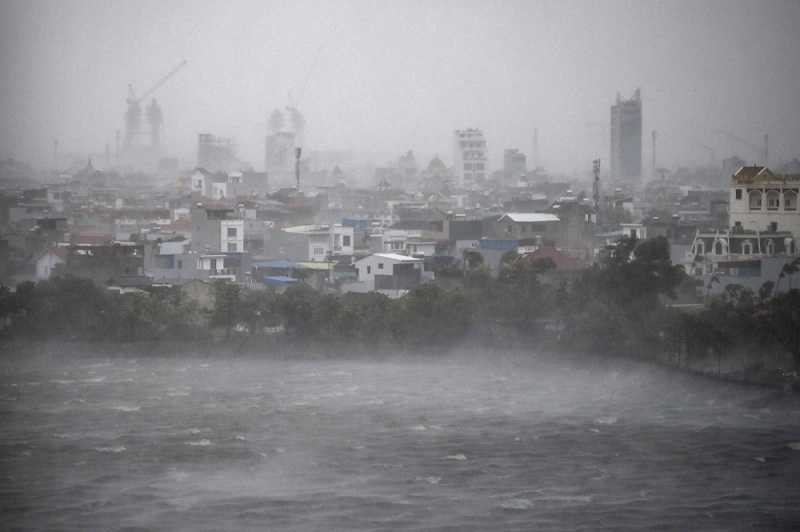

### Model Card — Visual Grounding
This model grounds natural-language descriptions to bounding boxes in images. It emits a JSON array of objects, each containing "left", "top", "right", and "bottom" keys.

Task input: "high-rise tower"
[{"left": 610, "top": 89, "right": 642, "bottom": 182}]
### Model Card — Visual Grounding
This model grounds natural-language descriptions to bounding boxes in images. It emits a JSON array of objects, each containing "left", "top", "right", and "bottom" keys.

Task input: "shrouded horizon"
[{"left": 1, "top": 0, "right": 799, "bottom": 174}]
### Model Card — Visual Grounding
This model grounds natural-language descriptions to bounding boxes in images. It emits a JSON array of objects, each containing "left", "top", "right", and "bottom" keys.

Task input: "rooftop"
[
  {"left": 498, "top": 213, "right": 560, "bottom": 223},
  {"left": 369, "top": 253, "right": 422, "bottom": 263}
]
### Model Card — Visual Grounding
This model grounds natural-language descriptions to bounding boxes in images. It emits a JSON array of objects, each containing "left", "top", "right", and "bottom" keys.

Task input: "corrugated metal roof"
[
  {"left": 361, "top": 253, "right": 421, "bottom": 262},
  {"left": 499, "top": 213, "right": 560, "bottom": 223},
  {"left": 263, "top": 276, "right": 298, "bottom": 285}
]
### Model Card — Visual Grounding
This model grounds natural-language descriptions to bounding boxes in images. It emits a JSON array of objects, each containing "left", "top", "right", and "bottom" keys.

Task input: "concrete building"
[
  {"left": 610, "top": 89, "right": 642, "bottom": 182},
  {"left": 190, "top": 204, "right": 244, "bottom": 254},
  {"left": 728, "top": 166, "right": 800, "bottom": 236},
  {"left": 281, "top": 224, "right": 354, "bottom": 262},
  {"left": 197, "top": 133, "right": 239, "bottom": 173},
  {"left": 453, "top": 129, "right": 488, "bottom": 187},
  {"left": 345, "top": 252, "right": 431, "bottom": 297},
  {"left": 265, "top": 131, "right": 296, "bottom": 184},
  {"left": 484, "top": 212, "right": 560, "bottom": 241},
  {"left": 503, "top": 149, "right": 527, "bottom": 182}
]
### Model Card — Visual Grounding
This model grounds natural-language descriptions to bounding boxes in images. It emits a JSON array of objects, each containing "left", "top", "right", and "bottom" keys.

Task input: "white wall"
[{"left": 220, "top": 220, "right": 244, "bottom": 253}]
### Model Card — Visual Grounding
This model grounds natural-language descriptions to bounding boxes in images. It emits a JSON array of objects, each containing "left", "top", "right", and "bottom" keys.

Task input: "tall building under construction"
[
  {"left": 610, "top": 89, "right": 642, "bottom": 182},
  {"left": 197, "top": 133, "right": 238, "bottom": 172}
]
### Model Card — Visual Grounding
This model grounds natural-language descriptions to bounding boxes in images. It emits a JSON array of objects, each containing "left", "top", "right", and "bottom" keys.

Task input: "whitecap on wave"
[
  {"left": 444, "top": 453, "right": 467, "bottom": 461},
  {"left": 94, "top": 446, "right": 126, "bottom": 453},
  {"left": 593, "top": 416, "right": 619, "bottom": 425},
  {"left": 499, "top": 498, "right": 532, "bottom": 510},
  {"left": 109, "top": 405, "right": 140, "bottom": 412},
  {"left": 185, "top": 439, "right": 212, "bottom": 446}
]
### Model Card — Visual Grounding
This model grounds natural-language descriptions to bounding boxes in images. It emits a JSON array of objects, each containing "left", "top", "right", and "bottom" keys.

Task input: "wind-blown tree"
[
  {"left": 211, "top": 281, "right": 241, "bottom": 339},
  {"left": 759, "top": 289, "right": 800, "bottom": 372}
]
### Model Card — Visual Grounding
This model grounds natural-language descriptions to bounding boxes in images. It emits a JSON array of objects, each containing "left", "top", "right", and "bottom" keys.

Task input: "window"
[
  {"left": 714, "top": 241, "right": 724, "bottom": 255},
  {"left": 769, "top": 222, "right": 778, "bottom": 232},
  {"left": 378, "top": 263, "right": 384, "bottom": 270},
  {"left": 367, "top": 266, "right": 371, "bottom": 274},
  {"left": 766, "top": 190, "right": 780, "bottom": 210},
  {"left": 343, "top": 235, "right": 351, "bottom": 247},
  {"left": 749, "top": 190, "right": 762, "bottom": 210},
  {"left": 313, "top": 246, "right": 324, "bottom": 256},
  {"left": 735, "top": 189, "right": 742, "bottom": 200},
  {"left": 177, "top": 260, "right": 183, "bottom": 269},
  {"left": 694, "top": 240, "right": 705, "bottom": 256},
  {"left": 742, "top": 241, "right": 753, "bottom": 255},
  {"left": 785, "top": 191, "right": 797, "bottom": 211},
  {"left": 765, "top": 239, "right": 775, "bottom": 256},
  {"left": 227, "top": 227, "right": 237, "bottom": 237},
  {"left": 227, "top": 242, "right": 237, "bottom": 252}
]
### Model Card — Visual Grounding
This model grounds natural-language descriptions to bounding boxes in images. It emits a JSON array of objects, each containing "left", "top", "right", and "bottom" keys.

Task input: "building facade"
[
  {"left": 610, "top": 89, "right": 642, "bottom": 182},
  {"left": 503, "top": 149, "right": 527, "bottom": 182},
  {"left": 190, "top": 204, "right": 244, "bottom": 254},
  {"left": 728, "top": 166, "right": 800, "bottom": 236},
  {"left": 453, "top": 129, "right": 487, "bottom": 187}
]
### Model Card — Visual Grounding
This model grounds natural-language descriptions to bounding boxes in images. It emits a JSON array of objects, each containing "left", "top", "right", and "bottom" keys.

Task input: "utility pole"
[
  {"left": 592, "top": 159, "right": 601, "bottom": 226},
  {"left": 294, "top": 146, "right": 302, "bottom": 191}
]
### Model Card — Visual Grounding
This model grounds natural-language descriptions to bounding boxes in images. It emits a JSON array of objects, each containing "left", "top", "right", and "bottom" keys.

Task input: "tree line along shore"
[{"left": 1, "top": 236, "right": 798, "bottom": 389}]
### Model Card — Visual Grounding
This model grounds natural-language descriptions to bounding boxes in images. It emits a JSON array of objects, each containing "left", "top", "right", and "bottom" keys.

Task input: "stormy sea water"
[{"left": 1, "top": 349, "right": 799, "bottom": 531}]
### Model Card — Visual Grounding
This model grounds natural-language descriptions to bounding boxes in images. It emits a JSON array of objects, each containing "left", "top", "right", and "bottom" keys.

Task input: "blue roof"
[
  {"left": 253, "top": 259, "right": 297, "bottom": 269},
  {"left": 263, "top": 275, "right": 299, "bottom": 286}
]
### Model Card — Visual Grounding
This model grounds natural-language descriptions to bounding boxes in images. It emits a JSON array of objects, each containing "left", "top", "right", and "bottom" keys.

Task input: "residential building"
[
  {"left": 453, "top": 129, "right": 488, "bottom": 187},
  {"left": 191, "top": 204, "right": 244, "bottom": 254},
  {"left": 728, "top": 166, "right": 800, "bottom": 236},
  {"left": 345, "top": 253, "right": 431, "bottom": 297},
  {"left": 610, "top": 89, "right": 642, "bottom": 182},
  {"left": 484, "top": 212, "right": 560, "bottom": 241},
  {"left": 687, "top": 228, "right": 798, "bottom": 296},
  {"left": 281, "top": 224, "right": 354, "bottom": 262}
]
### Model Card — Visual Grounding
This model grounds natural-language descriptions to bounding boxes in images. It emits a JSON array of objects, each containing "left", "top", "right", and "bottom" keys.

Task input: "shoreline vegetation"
[{"left": 2, "top": 236, "right": 799, "bottom": 390}]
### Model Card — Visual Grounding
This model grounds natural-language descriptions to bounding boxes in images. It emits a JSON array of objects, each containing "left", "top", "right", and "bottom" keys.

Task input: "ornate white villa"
[{"left": 686, "top": 166, "right": 799, "bottom": 294}]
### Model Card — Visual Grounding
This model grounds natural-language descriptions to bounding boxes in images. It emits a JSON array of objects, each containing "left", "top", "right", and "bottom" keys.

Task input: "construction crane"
[
  {"left": 123, "top": 59, "right": 187, "bottom": 150},
  {"left": 714, "top": 129, "right": 768, "bottom": 166}
]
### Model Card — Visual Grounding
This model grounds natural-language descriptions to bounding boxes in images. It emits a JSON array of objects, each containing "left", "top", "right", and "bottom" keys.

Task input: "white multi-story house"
[
  {"left": 369, "top": 228, "right": 437, "bottom": 257},
  {"left": 343, "top": 253, "right": 433, "bottom": 298},
  {"left": 729, "top": 166, "right": 800, "bottom": 236},
  {"left": 282, "top": 224, "right": 354, "bottom": 262},
  {"left": 191, "top": 204, "right": 244, "bottom": 254}
]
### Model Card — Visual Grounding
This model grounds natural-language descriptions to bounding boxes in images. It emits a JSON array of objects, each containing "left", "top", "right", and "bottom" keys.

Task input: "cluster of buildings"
[{"left": 1, "top": 89, "right": 798, "bottom": 303}]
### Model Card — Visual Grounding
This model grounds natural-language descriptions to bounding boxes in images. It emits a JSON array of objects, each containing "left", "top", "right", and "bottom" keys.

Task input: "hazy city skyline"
[{"left": 1, "top": 0, "right": 799, "bottom": 173}]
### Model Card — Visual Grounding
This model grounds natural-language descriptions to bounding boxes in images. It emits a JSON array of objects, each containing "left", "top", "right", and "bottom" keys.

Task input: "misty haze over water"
[{"left": 2, "top": 350, "right": 800, "bottom": 531}]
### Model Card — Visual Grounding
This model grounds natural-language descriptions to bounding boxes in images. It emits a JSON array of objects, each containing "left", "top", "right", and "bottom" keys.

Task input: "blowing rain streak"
[{"left": 1, "top": 0, "right": 800, "bottom": 530}]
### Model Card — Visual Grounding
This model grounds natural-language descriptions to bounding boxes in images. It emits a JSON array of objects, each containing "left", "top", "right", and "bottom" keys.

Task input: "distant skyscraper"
[
  {"left": 453, "top": 129, "right": 487, "bottom": 186},
  {"left": 197, "top": 133, "right": 238, "bottom": 172},
  {"left": 503, "top": 149, "right": 527, "bottom": 181},
  {"left": 610, "top": 89, "right": 642, "bottom": 181}
]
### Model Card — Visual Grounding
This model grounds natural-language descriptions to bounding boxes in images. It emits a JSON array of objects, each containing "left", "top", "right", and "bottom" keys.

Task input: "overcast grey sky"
[{"left": 1, "top": 0, "right": 799, "bottom": 174}]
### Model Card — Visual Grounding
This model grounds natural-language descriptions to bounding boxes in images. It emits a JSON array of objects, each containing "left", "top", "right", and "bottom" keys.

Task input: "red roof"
[{"left": 526, "top": 246, "right": 583, "bottom": 271}]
